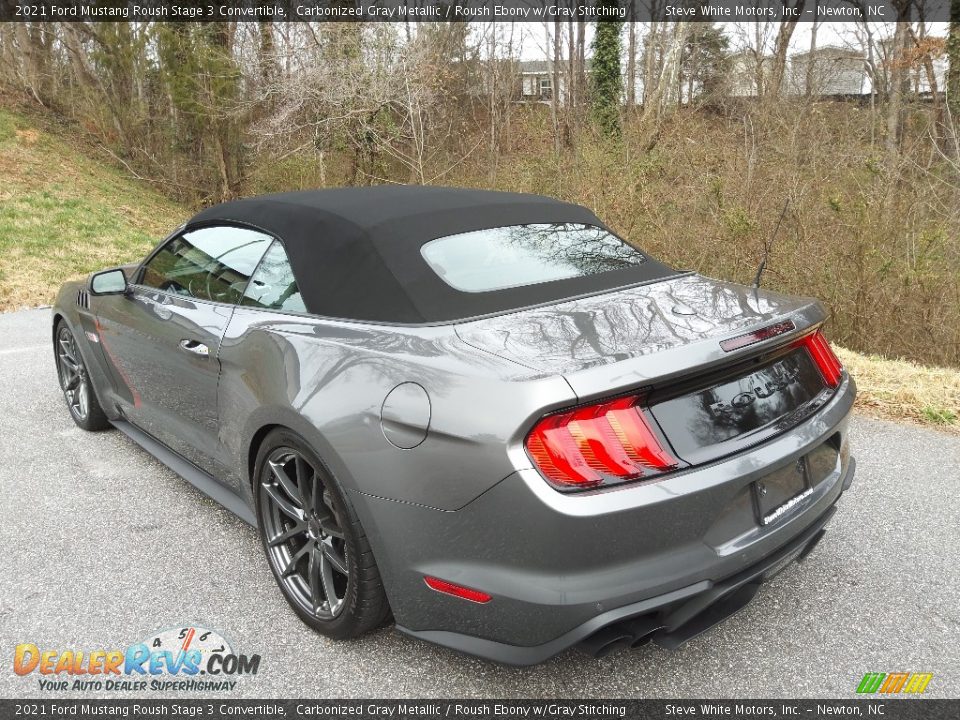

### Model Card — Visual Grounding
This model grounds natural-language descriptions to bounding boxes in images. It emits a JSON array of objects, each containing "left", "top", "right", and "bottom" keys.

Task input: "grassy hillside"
[
  {"left": 0, "top": 104, "right": 955, "bottom": 433},
  {"left": 0, "top": 108, "right": 187, "bottom": 310},
  {"left": 837, "top": 349, "right": 959, "bottom": 433}
]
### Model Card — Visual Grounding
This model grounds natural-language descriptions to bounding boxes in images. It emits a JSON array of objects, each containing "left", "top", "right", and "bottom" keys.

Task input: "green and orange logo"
[{"left": 856, "top": 672, "right": 933, "bottom": 694}]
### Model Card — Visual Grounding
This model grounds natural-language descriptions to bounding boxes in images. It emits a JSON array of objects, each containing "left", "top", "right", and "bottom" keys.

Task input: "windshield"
[{"left": 420, "top": 223, "right": 648, "bottom": 293}]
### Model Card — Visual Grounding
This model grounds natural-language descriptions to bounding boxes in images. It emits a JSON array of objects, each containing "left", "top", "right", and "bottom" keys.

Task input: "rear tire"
[
  {"left": 253, "top": 429, "right": 390, "bottom": 639},
  {"left": 55, "top": 322, "right": 111, "bottom": 432}
]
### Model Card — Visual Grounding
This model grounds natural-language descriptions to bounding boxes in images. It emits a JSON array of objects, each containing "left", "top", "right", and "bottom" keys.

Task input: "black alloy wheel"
[
  {"left": 55, "top": 323, "right": 109, "bottom": 431},
  {"left": 260, "top": 447, "right": 349, "bottom": 618},
  {"left": 254, "top": 430, "right": 389, "bottom": 638}
]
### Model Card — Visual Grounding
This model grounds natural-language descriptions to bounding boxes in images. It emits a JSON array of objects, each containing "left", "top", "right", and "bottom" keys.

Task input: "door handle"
[{"left": 178, "top": 339, "right": 209, "bottom": 357}]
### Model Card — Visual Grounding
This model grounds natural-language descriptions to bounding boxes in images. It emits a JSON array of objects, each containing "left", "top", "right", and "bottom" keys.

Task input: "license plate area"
[{"left": 753, "top": 459, "right": 812, "bottom": 526}]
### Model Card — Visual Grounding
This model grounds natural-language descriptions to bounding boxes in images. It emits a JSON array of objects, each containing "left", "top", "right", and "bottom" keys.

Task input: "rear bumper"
[
  {"left": 352, "top": 374, "right": 856, "bottom": 665},
  {"left": 399, "top": 487, "right": 846, "bottom": 665}
]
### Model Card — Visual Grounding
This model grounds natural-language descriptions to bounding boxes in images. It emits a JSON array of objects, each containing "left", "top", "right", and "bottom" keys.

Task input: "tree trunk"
[
  {"left": 576, "top": 19, "right": 586, "bottom": 106},
  {"left": 259, "top": 20, "right": 278, "bottom": 85},
  {"left": 649, "top": 22, "right": 665, "bottom": 108},
  {"left": 769, "top": 7, "right": 803, "bottom": 99},
  {"left": 908, "top": 26, "right": 947, "bottom": 151},
  {"left": 550, "top": 21, "right": 561, "bottom": 154},
  {"left": 567, "top": 3, "right": 575, "bottom": 110},
  {"left": 948, "top": 0, "right": 960, "bottom": 124},
  {"left": 806, "top": 17, "right": 819, "bottom": 97},
  {"left": 753, "top": 23, "right": 764, "bottom": 98},
  {"left": 640, "top": 21, "right": 689, "bottom": 147},
  {"left": 590, "top": 6, "right": 623, "bottom": 137},
  {"left": 61, "top": 24, "right": 97, "bottom": 93},
  {"left": 886, "top": 17, "right": 909, "bottom": 159},
  {"left": 660, "top": 22, "right": 689, "bottom": 111},
  {"left": 27, "top": 22, "right": 51, "bottom": 102},
  {"left": 859, "top": 19, "right": 878, "bottom": 145},
  {"left": 13, "top": 22, "right": 41, "bottom": 104},
  {"left": 626, "top": 10, "right": 636, "bottom": 107},
  {"left": 641, "top": 22, "right": 659, "bottom": 107}
]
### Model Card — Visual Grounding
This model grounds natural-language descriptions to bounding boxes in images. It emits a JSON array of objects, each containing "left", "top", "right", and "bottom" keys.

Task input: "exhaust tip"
[
  {"left": 624, "top": 615, "right": 662, "bottom": 649},
  {"left": 577, "top": 627, "right": 634, "bottom": 659},
  {"left": 579, "top": 615, "right": 664, "bottom": 658},
  {"left": 594, "top": 636, "right": 633, "bottom": 659}
]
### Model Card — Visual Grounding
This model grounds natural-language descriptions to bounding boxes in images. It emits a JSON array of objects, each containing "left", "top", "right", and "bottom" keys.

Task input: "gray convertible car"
[{"left": 52, "top": 187, "right": 855, "bottom": 664}]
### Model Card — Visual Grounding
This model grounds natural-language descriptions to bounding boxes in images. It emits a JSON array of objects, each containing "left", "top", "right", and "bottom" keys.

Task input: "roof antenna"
[{"left": 752, "top": 198, "right": 790, "bottom": 289}]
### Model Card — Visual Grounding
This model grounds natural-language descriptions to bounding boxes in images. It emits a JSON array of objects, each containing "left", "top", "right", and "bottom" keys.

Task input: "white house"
[
  {"left": 517, "top": 60, "right": 567, "bottom": 103},
  {"left": 788, "top": 47, "right": 867, "bottom": 96}
]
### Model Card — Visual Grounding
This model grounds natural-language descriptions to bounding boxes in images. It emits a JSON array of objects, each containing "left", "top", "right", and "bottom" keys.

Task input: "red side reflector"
[
  {"left": 801, "top": 330, "right": 843, "bottom": 388},
  {"left": 720, "top": 320, "right": 796, "bottom": 352},
  {"left": 424, "top": 576, "right": 492, "bottom": 604},
  {"left": 525, "top": 396, "right": 679, "bottom": 491}
]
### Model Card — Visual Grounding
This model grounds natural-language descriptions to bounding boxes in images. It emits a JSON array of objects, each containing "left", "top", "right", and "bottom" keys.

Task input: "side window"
[
  {"left": 241, "top": 241, "right": 306, "bottom": 313},
  {"left": 140, "top": 225, "right": 274, "bottom": 304}
]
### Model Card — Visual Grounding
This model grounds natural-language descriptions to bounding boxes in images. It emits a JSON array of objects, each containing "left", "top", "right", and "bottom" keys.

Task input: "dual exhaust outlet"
[
  {"left": 577, "top": 580, "right": 765, "bottom": 659},
  {"left": 577, "top": 615, "right": 662, "bottom": 659},
  {"left": 577, "top": 500, "right": 833, "bottom": 660}
]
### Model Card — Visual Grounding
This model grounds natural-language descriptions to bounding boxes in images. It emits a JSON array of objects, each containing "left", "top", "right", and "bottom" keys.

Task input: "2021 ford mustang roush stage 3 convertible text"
[{"left": 52, "top": 187, "right": 856, "bottom": 664}]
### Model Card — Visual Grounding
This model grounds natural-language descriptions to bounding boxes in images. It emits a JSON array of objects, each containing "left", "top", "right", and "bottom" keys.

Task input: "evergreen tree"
[
  {"left": 680, "top": 24, "right": 730, "bottom": 102},
  {"left": 590, "top": 5, "right": 623, "bottom": 137}
]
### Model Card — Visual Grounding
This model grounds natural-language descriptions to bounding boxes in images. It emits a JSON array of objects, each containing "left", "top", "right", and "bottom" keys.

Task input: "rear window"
[{"left": 420, "top": 223, "right": 648, "bottom": 293}]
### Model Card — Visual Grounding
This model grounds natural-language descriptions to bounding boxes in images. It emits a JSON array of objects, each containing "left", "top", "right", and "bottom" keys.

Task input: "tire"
[
  {"left": 55, "top": 321, "right": 111, "bottom": 432},
  {"left": 253, "top": 428, "right": 390, "bottom": 639}
]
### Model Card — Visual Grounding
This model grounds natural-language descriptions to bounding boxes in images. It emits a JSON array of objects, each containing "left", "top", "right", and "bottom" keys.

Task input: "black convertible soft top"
[{"left": 188, "top": 186, "right": 677, "bottom": 324}]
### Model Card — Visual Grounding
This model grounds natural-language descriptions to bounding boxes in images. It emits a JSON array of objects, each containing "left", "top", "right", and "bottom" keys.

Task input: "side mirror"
[{"left": 90, "top": 268, "right": 128, "bottom": 296}]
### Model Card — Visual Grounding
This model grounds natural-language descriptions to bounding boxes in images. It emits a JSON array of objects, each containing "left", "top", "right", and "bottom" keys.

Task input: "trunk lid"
[
  {"left": 455, "top": 274, "right": 825, "bottom": 395},
  {"left": 456, "top": 274, "right": 833, "bottom": 466}
]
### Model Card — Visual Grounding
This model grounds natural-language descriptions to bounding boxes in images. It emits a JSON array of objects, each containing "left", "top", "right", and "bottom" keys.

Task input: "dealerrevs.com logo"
[{"left": 14, "top": 626, "right": 261, "bottom": 692}]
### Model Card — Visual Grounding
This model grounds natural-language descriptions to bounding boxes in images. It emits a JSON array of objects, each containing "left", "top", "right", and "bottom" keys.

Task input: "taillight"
[
  {"left": 525, "top": 395, "right": 679, "bottom": 491},
  {"left": 801, "top": 330, "right": 843, "bottom": 388}
]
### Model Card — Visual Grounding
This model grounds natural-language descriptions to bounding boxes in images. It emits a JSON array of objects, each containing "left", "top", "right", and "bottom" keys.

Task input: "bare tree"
[
  {"left": 887, "top": 12, "right": 911, "bottom": 159},
  {"left": 550, "top": 20, "right": 561, "bottom": 153},
  {"left": 907, "top": 22, "right": 948, "bottom": 151},
  {"left": 638, "top": 21, "right": 690, "bottom": 148},
  {"left": 626, "top": 13, "right": 637, "bottom": 107},
  {"left": 806, "top": 15, "right": 819, "bottom": 97},
  {"left": 730, "top": 20, "right": 775, "bottom": 98},
  {"left": 768, "top": 2, "right": 805, "bottom": 99},
  {"left": 480, "top": 22, "right": 520, "bottom": 181},
  {"left": 253, "top": 26, "right": 474, "bottom": 186}
]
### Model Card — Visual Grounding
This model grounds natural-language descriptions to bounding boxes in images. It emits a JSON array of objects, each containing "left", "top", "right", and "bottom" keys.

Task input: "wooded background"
[{"left": 1, "top": 14, "right": 959, "bottom": 368}]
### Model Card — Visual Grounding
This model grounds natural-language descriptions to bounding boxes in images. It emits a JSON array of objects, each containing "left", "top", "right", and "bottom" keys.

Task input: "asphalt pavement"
[{"left": 1, "top": 307, "right": 957, "bottom": 699}]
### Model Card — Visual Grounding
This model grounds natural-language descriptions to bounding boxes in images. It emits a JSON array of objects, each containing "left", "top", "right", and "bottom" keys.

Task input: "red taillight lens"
[
  {"left": 424, "top": 576, "right": 492, "bottom": 604},
  {"left": 525, "top": 396, "right": 679, "bottom": 491},
  {"left": 801, "top": 330, "right": 843, "bottom": 388}
]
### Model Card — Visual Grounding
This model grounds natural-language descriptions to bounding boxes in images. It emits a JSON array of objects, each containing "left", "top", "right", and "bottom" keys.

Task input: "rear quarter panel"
[{"left": 218, "top": 309, "right": 576, "bottom": 511}]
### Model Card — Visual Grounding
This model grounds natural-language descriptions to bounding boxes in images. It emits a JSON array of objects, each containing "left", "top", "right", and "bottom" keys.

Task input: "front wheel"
[
  {"left": 253, "top": 429, "right": 390, "bottom": 639},
  {"left": 55, "top": 322, "right": 110, "bottom": 431}
]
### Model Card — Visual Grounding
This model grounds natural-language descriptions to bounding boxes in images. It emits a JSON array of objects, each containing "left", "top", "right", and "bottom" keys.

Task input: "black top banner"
[{"left": 0, "top": 0, "right": 954, "bottom": 23}]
